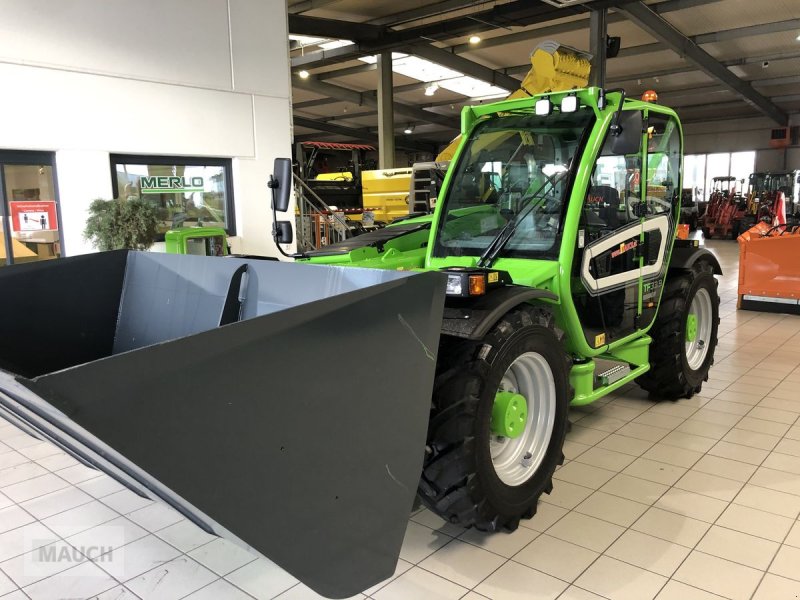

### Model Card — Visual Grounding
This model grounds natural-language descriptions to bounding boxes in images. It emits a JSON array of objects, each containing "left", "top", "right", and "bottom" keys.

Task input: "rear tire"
[
  {"left": 637, "top": 261, "right": 720, "bottom": 399},
  {"left": 418, "top": 306, "right": 571, "bottom": 532}
]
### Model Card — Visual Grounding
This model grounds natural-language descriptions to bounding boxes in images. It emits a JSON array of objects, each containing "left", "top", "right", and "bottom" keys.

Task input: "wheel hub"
[
  {"left": 492, "top": 391, "right": 528, "bottom": 439},
  {"left": 685, "top": 313, "right": 698, "bottom": 342}
]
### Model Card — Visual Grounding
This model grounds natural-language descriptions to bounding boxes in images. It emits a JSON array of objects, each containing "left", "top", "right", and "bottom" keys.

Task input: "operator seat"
[{"left": 588, "top": 185, "right": 621, "bottom": 229}]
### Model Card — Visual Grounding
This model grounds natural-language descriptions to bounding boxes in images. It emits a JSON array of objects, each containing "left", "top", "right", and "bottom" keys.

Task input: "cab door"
[
  {"left": 572, "top": 109, "right": 646, "bottom": 350},
  {"left": 572, "top": 109, "right": 680, "bottom": 350},
  {"left": 639, "top": 110, "right": 681, "bottom": 329}
]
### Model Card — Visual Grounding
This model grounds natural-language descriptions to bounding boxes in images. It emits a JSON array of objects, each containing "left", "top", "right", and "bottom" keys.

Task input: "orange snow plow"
[{"left": 737, "top": 219, "right": 800, "bottom": 313}]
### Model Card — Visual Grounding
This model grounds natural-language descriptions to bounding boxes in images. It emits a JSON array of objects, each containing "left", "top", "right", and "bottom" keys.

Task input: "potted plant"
[{"left": 84, "top": 198, "right": 158, "bottom": 251}]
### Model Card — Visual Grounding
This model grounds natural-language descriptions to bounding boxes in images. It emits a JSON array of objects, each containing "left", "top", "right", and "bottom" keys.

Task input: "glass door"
[{"left": 0, "top": 151, "right": 61, "bottom": 266}]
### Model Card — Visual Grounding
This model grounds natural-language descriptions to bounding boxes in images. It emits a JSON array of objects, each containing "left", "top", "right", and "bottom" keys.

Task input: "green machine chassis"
[{"left": 302, "top": 87, "right": 721, "bottom": 531}]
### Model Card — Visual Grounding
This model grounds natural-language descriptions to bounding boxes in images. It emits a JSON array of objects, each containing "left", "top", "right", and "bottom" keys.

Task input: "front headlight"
[{"left": 446, "top": 273, "right": 463, "bottom": 296}]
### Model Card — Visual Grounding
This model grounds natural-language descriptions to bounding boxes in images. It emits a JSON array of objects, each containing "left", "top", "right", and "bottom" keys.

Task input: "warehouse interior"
[{"left": 0, "top": 1, "right": 800, "bottom": 599}]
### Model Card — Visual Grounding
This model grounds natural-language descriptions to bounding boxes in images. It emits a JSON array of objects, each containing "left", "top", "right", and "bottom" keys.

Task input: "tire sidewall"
[
  {"left": 680, "top": 271, "right": 719, "bottom": 387},
  {"left": 473, "top": 325, "right": 569, "bottom": 515}
]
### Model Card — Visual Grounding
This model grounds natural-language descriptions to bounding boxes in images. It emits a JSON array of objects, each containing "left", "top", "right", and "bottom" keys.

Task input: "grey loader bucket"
[{"left": 0, "top": 251, "right": 446, "bottom": 599}]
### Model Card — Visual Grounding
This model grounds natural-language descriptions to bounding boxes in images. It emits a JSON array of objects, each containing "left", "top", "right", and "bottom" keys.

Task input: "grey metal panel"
[
  {"left": 0, "top": 252, "right": 447, "bottom": 599},
  {"left": 0, "top": 250, "right": 129, "bottom": 379},
  {"left": 113, "top": 253, "right": 235, "bottom": 353}
]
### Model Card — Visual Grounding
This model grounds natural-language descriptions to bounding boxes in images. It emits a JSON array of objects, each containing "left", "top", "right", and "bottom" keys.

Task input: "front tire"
[
  {"left": 418, "top": 306, "right": 571, "bottom": 532},
  {"left": 637, "top": 261, "right": 720, "bottom": 399}
]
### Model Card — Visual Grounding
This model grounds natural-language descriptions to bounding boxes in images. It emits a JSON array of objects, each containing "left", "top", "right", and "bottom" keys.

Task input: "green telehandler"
[{"left": 275, "top": 86, "right": 722, "bottom": 532}]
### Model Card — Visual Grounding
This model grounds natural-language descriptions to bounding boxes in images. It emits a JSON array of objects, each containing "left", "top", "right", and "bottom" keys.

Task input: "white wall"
[
  {"left": 0, "top": 0, "right": 293, "bottom": 257},
  {"left": 683, "top": 113, "right": 800, "bottom": 173}
]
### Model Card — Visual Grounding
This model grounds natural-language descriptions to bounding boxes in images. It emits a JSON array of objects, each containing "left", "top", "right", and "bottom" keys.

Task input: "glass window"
[
  {"left": 730, "top": 151, "right": 755, "bottom": 190},
  {"left": 586, "top": 141, "right": 642, "bottom": 237},
  {"left": 683, "top": 154, "right": 706, "bottom": 203},
  {"left": 433, "top": 110, "right": 596, "bottom": 260},
  {"left": 705, "top": 153, "right": 732, "bottom": 199},
  {"left": 111, "top": 155, "right": 235, "bottom": 239},
  {"left": 0, "top": 152, "right": 61, "bottom": 266},
  {"left": 645, "top": 113, "right": 681, "bottom": 215}
]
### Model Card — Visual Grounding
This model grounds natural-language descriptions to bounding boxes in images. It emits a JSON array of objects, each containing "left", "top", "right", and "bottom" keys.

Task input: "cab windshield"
[{"left": 433, "top": 110, "right": 596, "bottom": 260}]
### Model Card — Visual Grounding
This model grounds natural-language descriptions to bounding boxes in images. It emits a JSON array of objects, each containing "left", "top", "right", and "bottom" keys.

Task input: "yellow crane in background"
[{"left": 408, "top": 42, "right": 593, "bottom": 215}]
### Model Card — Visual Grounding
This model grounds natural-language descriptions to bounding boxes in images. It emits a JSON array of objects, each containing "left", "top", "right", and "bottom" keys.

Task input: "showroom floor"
[{"left": 2, "top": 240, "right": 800, "bottom": 600}]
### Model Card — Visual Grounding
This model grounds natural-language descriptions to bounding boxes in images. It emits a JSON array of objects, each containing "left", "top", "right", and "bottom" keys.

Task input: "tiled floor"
[{"left": 2, "top": 239, "right": 800, "bottom": 600}]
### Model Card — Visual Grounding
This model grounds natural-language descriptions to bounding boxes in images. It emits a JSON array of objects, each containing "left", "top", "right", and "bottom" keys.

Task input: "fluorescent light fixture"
[
  {"left": 356, "top": 54, "right": 508, "bottom": 101},
  {"left": 560, "top": 95, "right": 578, "bottom": 112},
  {"left": 469, "top": 35, "right": 481, "bottom": 44},
  {"left": 439, "top": 76, "right": 507, "bottom": 99},
  {"left": 425, "top": 83, "right": 439, "bottom": 96},
  {"left": 317, "top": 39, "right": 354, "bottom": 51},
  {"left": 404, "top": 125, "right": 414, "bottom": 134},
  {"left": 288, "top": 34, "right": 327, "bottom": 45},
  {"left": 535, "top": 98, "right": 552, "bottom": 116},
  {"left": 298, "top": 70, "right": 310, "bottom": 79}
]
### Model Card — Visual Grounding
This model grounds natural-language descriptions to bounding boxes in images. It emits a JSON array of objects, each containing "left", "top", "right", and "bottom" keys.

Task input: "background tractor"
[{"left": 700, "top": 175, "right": 747, "bottom": 238}]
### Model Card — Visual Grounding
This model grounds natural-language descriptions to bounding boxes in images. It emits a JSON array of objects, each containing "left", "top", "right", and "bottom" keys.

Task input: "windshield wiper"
[{"left": 477, "top": 172, "right": 565, "bottom": 268}]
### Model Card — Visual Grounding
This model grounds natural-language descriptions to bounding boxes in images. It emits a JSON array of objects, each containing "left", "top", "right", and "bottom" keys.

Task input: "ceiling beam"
[
  {"left": 368, "top": 0, "right": 495, "bottom": 27},
  {"left": 615, "top": 18, "right": 800, "bottom": 58},
  {"left": 442, "top": 0, "right": 720, "bottom": 55},
  {"left": 294, "top": 97, "right": 340, "bottom": 110},
  {"left": 318, "top": 62, "right": 376, "bottom": 80},
  {"left": 297, "top": 0, "right": 722, "bottom": 86},
  {"left": 617, "top": 2, "right": 788, "bottom": 125},
  {"left": 289, "top": 1, "right": 579, "bottom": 70},
  {"left": 293, "top": 76, "right": 458, "bottom": 129},
  {"left": 288, "top": 0, "right": 344, "bottom": 15},
  {"left": 293, "top": 116, "right": 439, "bottom": 152},
  {"left": 606, "top": 49, "right": 800, "bottom": 86}
]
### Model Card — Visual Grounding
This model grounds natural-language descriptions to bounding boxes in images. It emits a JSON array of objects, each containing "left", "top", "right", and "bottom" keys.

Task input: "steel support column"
[
  {"left": 377, "top": 52, "right": 395, "bottom": 169},
  {"left": 589, "top": 9, "right": 607, "bottom": 88}
]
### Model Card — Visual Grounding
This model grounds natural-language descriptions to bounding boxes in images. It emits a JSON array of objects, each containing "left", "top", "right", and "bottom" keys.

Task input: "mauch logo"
[
  {"left": 37, "top": 543, "right": 113, "bottom": 563},
  {"left": 140, "top": 176, "right": 204, "bottom": 194}
]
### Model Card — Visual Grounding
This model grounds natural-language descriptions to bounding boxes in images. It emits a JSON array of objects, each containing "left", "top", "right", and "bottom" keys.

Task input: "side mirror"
[
  {"left": 269, "top": 158, "right": 296, "bottom": 257},
  {"left": 273, "top": 221, "right": 293, "bottom": 244},
  {"left": 270, "top": 158, "right": 293, "bottom": 212},
  {"left": 610, "top": 110, "right": 643, "bottom": 156}
]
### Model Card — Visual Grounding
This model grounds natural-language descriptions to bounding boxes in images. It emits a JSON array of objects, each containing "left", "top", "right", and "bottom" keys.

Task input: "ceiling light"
[
  {"left": 298, "top": 70, "right": 310, "bottom": 79},
  {"left": 425, "top": 83, "right": 439, "bottom": 96},
  {"left": 404, "top": 125, "right": 414, "bottom": 134},
  {"left": 469, "top": 35, "right": 481, "bottom": 45},
  {"left": 796, "top": 33, "right": 800, "bottom": 41}
]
